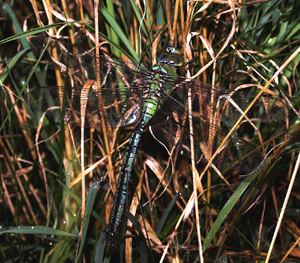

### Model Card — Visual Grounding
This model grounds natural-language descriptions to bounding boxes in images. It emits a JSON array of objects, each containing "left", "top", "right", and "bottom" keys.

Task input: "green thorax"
[{"left": 149, "top": 46, "right": 184, "bottom": 94}]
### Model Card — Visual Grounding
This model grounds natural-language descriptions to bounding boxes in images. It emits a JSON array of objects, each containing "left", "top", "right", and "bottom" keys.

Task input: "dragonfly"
[{"left": 26, "top": 37, "right": 288, "bottom": 246}]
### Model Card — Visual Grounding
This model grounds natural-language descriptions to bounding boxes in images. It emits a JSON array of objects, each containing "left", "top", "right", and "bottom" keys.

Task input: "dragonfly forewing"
[
  {"left": 26, "top": 85, "right": 151, "bottom": 128},
  {"left": 26, "top": 37, "right": 162, "bottom": 128}
]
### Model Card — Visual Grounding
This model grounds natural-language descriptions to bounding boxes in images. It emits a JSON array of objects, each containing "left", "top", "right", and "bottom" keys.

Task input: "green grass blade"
[
  {"left": 0, "top": 48, "right": 30, "bottom": 83},
  {"left": 56, "top": 179, "right": 82, "bottom": 205},
  {"left": 0, "top": 226, "right": 77, "bottom": 237},
  {"left": 99, "top": 3, "right": 140, "bottom": 63},
  {"left": 76, "top": 180, "right": 101, "bottom": 262},
  {"left": 105, "top": 0, "right": 121, "bottom": 58},
  {"left": 155, "top": 193, "right": 179, "bottom": 235},
  {"left": 202, "top": 171, "right": 260, "bottom": 253}
]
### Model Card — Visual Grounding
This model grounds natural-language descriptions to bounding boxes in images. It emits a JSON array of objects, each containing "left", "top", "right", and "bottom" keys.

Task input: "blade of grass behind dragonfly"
[
  {"left": 0, "top": 22, "right": 67, "bottom": 46},
  {"left": 76, "top": 180, "right": 101, "bottom": 262},
  {"left": 3, "top": 2, "right": 48, "bottom": 87},
  {"left": 18, "top": 38, "right": 61, "bottom": 167},
  {"left": 129, "top": 0, "right": 153, "bottom": 51},
  {"left": 95, "top": 233, "right": 109, "bottom": 263},
  {"left": 0, "top": 225, "right": 77, "bottom": 237},
  {"left": 155, "top": 193, "right": 180, "bottom": 235},
  {"left": 200, "top": 169, "right": 260, "bottom": 255},
  {"left": 105, "top": 0, "right": 121, "bottom": 58},
  {"left": 99, "top": 2, "right": 140, "bottom": 64},
  {"left": 0, "top": 49, "right": 29, "bottom": 84},
  {"left": 100, "top": 2, "right": 141, "bottom": 103},
  {"left": 50, "top": 210, "right": 78, "bottom": 262},
  {"left": 78, "top": 80, "right": 95, "bottom": 236}
]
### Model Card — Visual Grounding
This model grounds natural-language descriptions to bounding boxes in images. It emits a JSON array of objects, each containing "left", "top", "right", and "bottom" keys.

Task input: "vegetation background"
[{"left": 0, "top": 0, "right": 299, "bottom": 262}]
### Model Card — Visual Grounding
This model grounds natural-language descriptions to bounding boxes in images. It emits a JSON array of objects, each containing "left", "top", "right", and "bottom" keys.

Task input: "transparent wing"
[
  {"left": 27, "top": 85, "right": 148, "bottom": 128},
  {"left": 167, "top": 77, "right": 288, "bottom": 123},
  {"left": 150, "top": 80, "right": 288, "bottom": 174},
  {"left": 28, "top": 36, "right": 150, "bottom": 85},
  {"left": 26, "top": 36, "right": 160, "bottom": 128}
]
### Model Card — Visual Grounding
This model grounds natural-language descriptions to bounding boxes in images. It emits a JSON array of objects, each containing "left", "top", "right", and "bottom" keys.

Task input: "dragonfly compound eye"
[
  {"left": 166, "top": 47, "right": 176, "bottom": 54},
  {"left": 157, "top": 48, "right": 184, "bottom": 67}
]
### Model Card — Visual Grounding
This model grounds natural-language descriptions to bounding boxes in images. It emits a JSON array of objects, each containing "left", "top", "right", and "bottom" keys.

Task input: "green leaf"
[
  {"left": 76, "top": 180, "right": 101, "bottom": 262},
  {"left": 99, "top": 2, "right": 140, "bottom": 64},
  {"left": 0, "top": 226, "right": 77, "bottom": 237},
  {"left": 202, "top": 171, "right": 260, "bottom": 252},
  {"left": 0, "top": 48, "right": 30, "bottom": 83}
]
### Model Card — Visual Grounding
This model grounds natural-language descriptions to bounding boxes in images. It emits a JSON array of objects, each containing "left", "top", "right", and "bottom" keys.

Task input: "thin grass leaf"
[
  {"left": 0, "top": 49, "right": 30, "bottom": 83},
  {"left": 105, "top": 0, "right": 121, "bottom": 58},
  {"left": 202, "top": 170, "right": 261, "bottom": 253},
  {"left": 56, "top": 178, "right": 82, "bottom": 205},
  {"left": 99, "top": 2, "right": 140, "bottom": 63},
  {"left": 0, "top": 22, "right": 70, "bottom": 45},
  {"left": 76, "top": 180, "right": 101, "bottom": 262},
  {"left": 155, "top": 193, "right": 179, "bottom": 235},
  {"left": 0, "top": 226, "right": 77, "bottom": 237}
]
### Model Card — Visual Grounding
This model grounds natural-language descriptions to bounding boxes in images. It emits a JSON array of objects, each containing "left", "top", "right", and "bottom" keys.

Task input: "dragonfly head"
[{"left": 157, "top": 46, "right": 184, "bottom": 67}]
